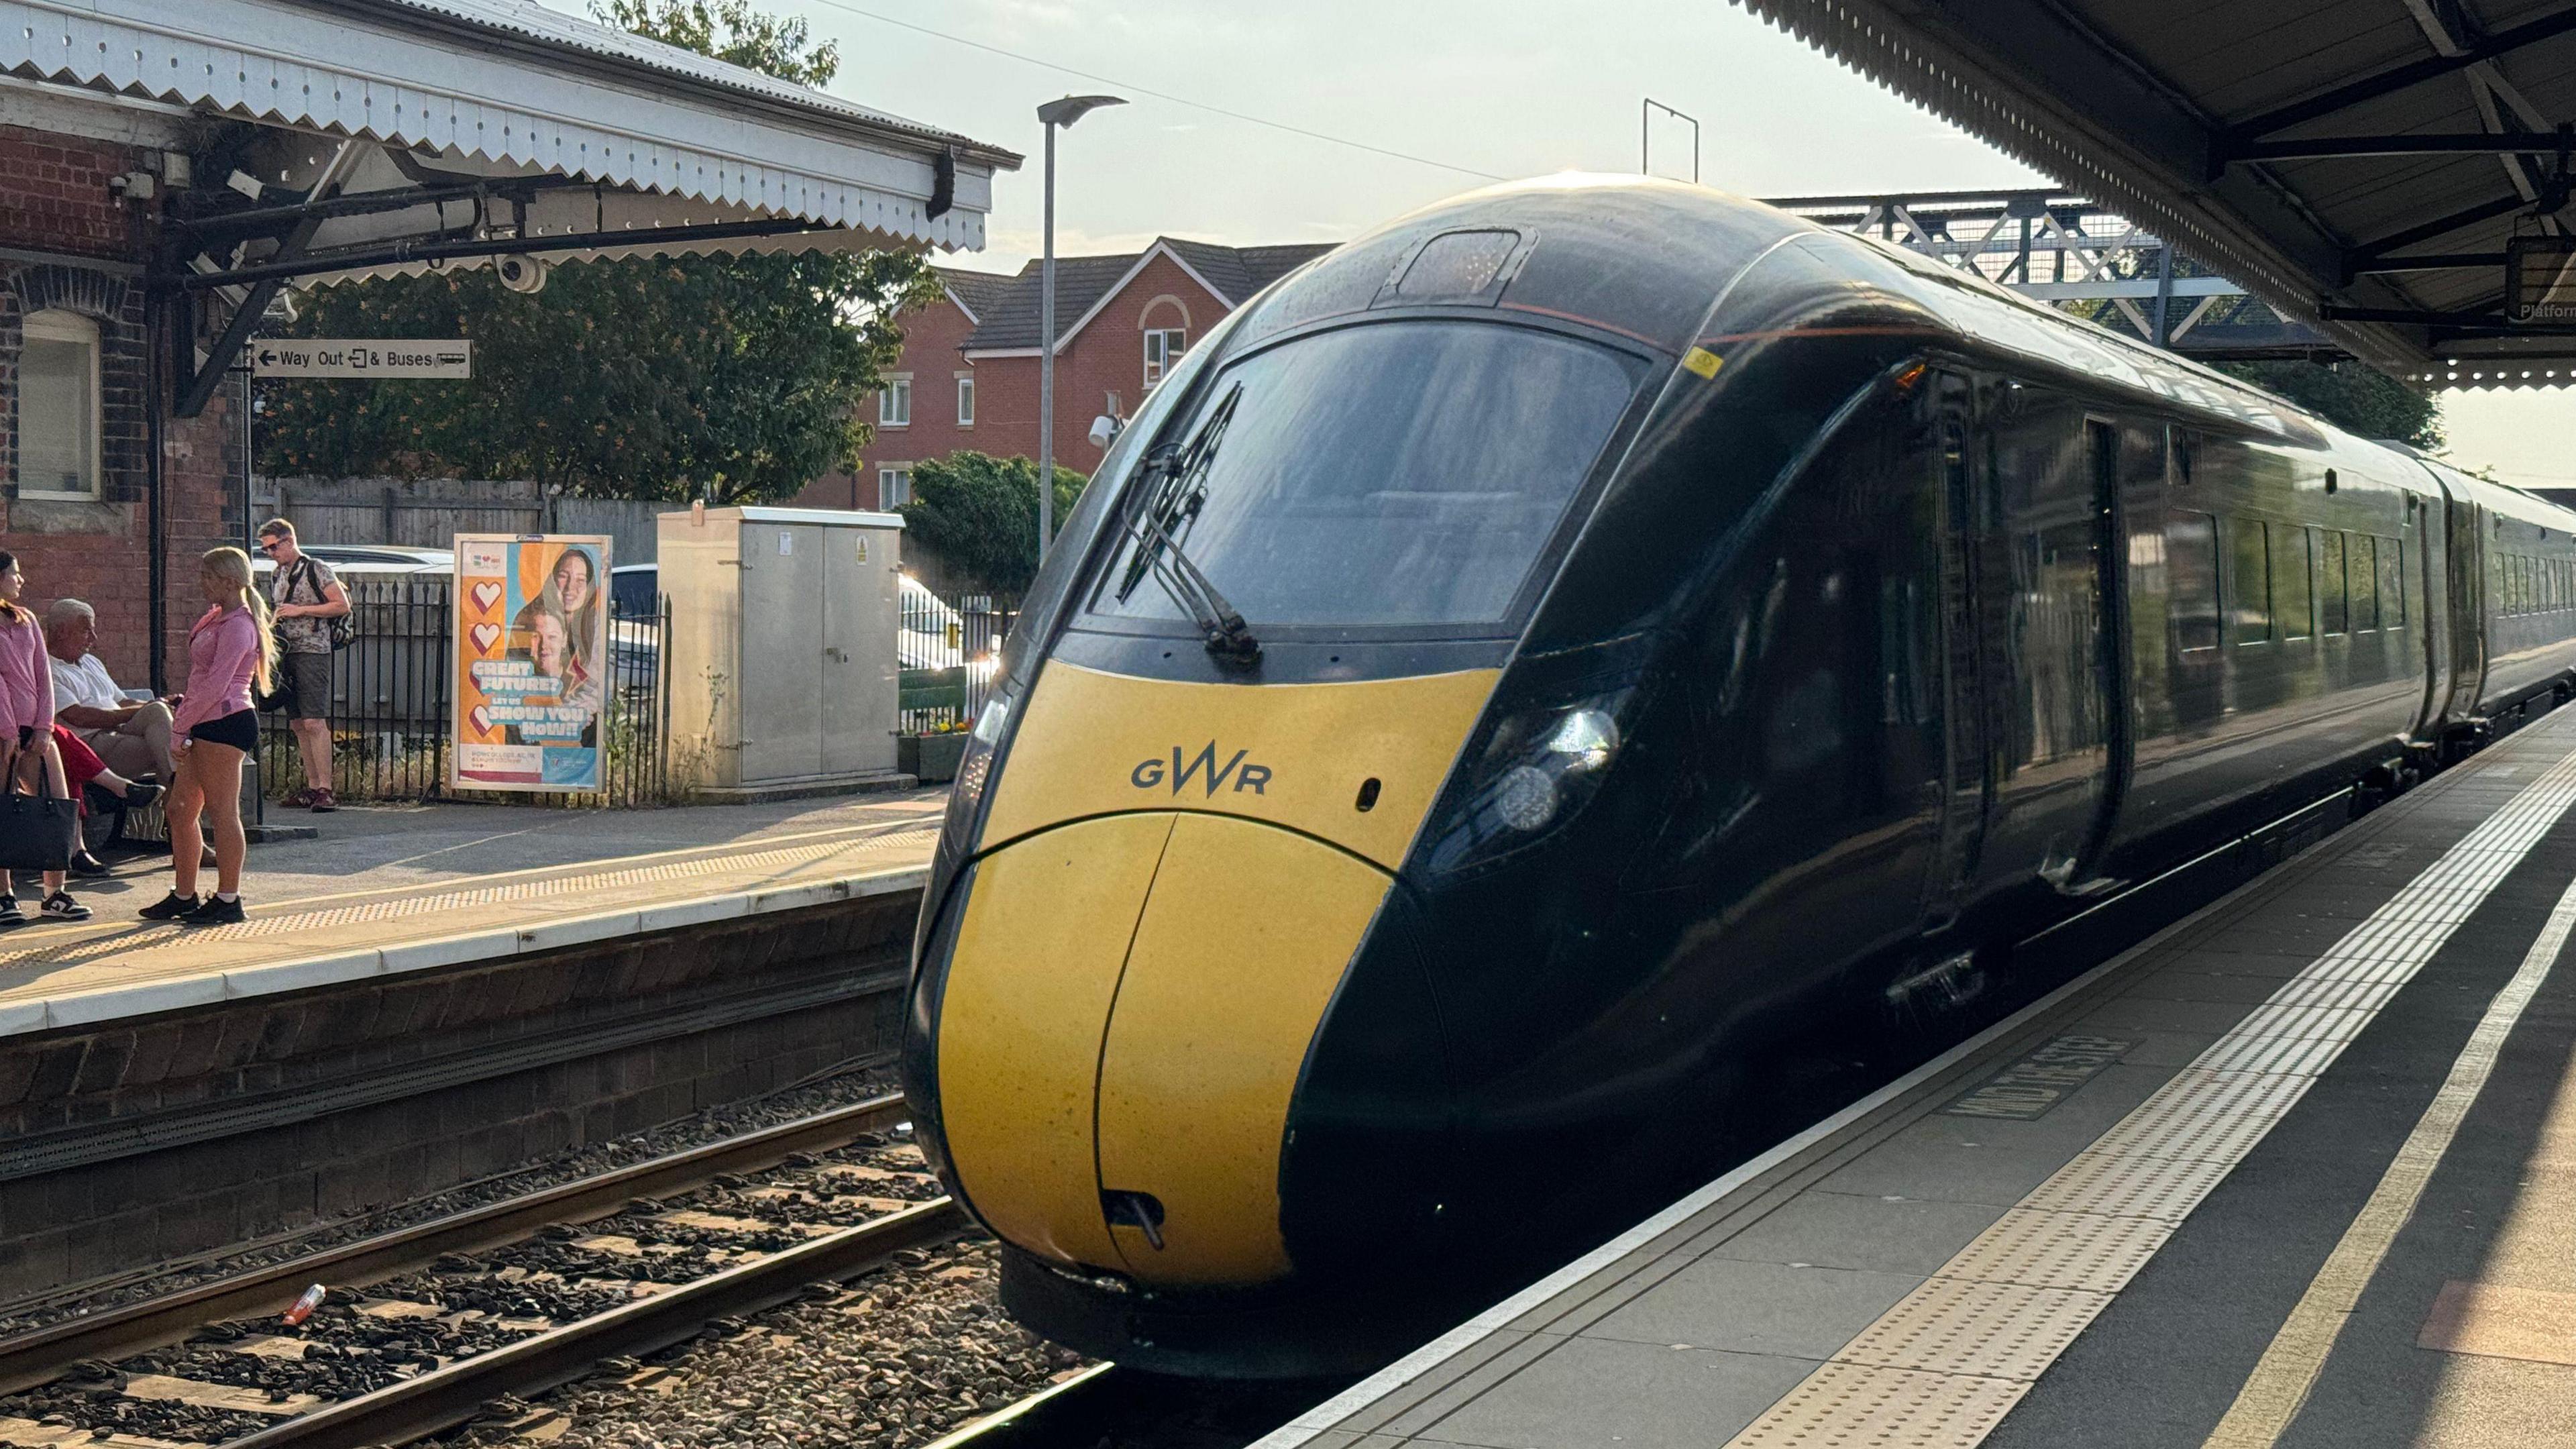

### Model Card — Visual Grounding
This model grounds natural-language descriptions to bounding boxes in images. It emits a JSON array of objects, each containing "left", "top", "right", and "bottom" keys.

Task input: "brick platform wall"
[{"left": 0, "top": 890, "right": 918, "bottom": 1297}]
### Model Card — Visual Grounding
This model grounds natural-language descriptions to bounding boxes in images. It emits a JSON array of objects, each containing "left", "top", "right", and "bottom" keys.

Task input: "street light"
[{"left": 1036, "top": 93, "right": 1125, "bottom": 561}]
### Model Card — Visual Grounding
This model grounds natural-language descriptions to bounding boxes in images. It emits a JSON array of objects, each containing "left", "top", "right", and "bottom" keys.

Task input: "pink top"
[
  {"left": 174, "top": 605, "right": 263, "bottom": 735},
  {"left": 0, "top": 609, "right": 50, "bottom": 738}
]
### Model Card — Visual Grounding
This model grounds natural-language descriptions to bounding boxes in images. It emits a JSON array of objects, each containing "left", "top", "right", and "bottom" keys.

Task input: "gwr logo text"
[{"left": 1132, "top": 743, "right": 1273, "bottom": 796}]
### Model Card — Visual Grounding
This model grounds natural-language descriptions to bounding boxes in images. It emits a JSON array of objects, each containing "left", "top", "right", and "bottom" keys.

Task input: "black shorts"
[
  {"left": 189, "top": 708, "right": 259, "bottom": 753},
  {"left": 280, "top": 652, "right": 332, "bottom": 721}
]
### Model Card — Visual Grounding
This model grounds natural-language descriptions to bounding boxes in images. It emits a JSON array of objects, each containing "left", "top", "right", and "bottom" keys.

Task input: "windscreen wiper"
[{"left": 1114, "top": 386, "right": 1260, "bottom": 667}]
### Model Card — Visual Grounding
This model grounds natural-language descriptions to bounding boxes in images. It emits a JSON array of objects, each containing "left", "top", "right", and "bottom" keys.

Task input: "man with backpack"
[{"left": 258, "top": 518, "right": 351, "bottom": 812}]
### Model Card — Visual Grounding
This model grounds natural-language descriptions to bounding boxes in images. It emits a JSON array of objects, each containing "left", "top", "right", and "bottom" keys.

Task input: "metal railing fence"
[
  {"left": 252, "top": 576, "right": 674, "bottom": 807},
  {"left": 898, "top": 589, "right": 1012, "bottom": 735}
]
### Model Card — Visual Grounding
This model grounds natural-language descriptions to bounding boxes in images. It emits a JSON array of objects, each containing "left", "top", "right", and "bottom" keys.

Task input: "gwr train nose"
[{"left": 932, "top": 812, "right": 1389, "bottom": 1287}]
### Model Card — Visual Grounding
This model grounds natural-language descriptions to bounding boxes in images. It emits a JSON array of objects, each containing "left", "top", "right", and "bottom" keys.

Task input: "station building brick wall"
[{"left": 0, "top": 120, "right": 241, "bottom": 693}]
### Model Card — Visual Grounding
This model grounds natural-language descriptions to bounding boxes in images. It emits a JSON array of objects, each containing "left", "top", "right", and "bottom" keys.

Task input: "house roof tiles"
[{"left": 935, "top": 237, "right": 1334, "bottom": 352}]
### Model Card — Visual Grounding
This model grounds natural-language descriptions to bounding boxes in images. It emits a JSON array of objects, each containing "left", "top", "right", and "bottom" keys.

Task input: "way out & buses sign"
[{"left": 249, "top": 340, "right": 474, "bottom": 378}]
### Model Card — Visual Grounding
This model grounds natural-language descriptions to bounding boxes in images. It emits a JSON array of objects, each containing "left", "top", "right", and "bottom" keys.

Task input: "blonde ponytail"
[{"left": 201, "top": 547, "right": 278, "bottom": 694}]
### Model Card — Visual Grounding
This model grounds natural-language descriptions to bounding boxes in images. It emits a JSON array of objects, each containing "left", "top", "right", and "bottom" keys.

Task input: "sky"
[{"left": 542, "top": 0, "right": 2568, "bottom": 485}]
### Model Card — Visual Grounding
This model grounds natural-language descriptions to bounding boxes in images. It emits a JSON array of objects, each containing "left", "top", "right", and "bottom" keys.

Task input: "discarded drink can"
[{"left": 282, "top": 1284, "right": 326, "bottom": 1327}]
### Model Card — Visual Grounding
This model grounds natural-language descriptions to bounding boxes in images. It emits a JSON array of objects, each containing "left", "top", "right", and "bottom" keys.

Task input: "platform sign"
[
  {"left": 2508, "top": 236, "right": 2576, "bottom": 325},
  {"left": 452, "top": 533, "right": 613, "bottom": 792},
  {"left": 248, "top": 339, "right": 473, "bottom": 378}
]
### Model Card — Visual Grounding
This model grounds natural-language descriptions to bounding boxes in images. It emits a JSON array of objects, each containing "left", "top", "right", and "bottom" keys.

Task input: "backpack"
[{"left": 288, "top": 557, "right": 357, "bottom": 650}]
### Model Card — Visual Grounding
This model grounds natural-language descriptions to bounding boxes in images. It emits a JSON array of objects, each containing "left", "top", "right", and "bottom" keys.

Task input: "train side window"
[
  {"left": 2318, "top": 528, "right": 2347, "bottom": 635},
  {"left": 2381, "top": 537, "right": 2405, "bottom": 627},
  {"left": 2353, "top": 535, "right": 2380, "bottom": 631},
  {"left": 2226, "top": 517, "right": 2272, "bottom": 645},
  {"left": 2275, "top": 524, "right": 2314, "bottom": 640},
  {"left": 2167, "top": 510, "right": 2220, "bottom": 652}
]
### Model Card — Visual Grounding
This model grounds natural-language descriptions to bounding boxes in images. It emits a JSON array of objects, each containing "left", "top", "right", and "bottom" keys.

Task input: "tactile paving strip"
[
  {"left": 1833, "top": 1277, "right": 2110, "bottom": 1378},
  {"left": 1937, "top": 1208, "right": 2174, "bottom": 1294},
  {"left": 1724, "top": 1362, "right": 2029, "bottom": 1448},
  {"left": 0, "top": 822, "right": 939, "bottom": 971},
  {"left": 2017, "top": 1151, "right": 2238, "bottom": 1222},
  {"left": 2088, "top": 1069, "right": 2315, "bottom": 1164}
]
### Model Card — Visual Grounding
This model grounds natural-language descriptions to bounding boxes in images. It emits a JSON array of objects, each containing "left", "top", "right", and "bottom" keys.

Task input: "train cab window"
[
  {"left": 1082, "top": 320, "right": 1642, "bottom": 631},
  {"left": 2274, "top": 525, "right": 2314, "bottom": 640},
  {"left": 2317, "top": 528, "right": 2347, "bottom": 635},
  {"left": 2381, "top": 538, "right": 2405, "bottom": 626},
  {"left": 2353, "top": 537, "right": 2381, "bottom": 631},
  {"left": 2226, "top": 518, "right": 2272, "bottom": 644},
  {"left": 2167, "top": 510, "right": 2220, "bottom": 652}
]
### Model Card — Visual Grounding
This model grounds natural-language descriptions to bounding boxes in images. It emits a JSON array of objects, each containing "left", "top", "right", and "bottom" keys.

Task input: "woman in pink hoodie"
[
  {"left": 145, "top": 547, "right": 276, "bottom": 926},
  {"left": 0, "top": 549, "right": 87, "bottom": 925}
]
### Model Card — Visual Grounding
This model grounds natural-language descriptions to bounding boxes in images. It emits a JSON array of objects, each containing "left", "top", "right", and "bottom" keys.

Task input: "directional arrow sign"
[{"left": 247, "top": 340, "right": 474, "bottom": 379}]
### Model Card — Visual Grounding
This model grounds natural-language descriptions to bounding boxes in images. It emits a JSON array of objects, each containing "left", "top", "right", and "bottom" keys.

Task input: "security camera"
[
  {"left": 1089, "top": 413, "right": 1123, "bottom": 449},
  {"left": 496, "top": 254, "right": 549, "bottom": 294}
]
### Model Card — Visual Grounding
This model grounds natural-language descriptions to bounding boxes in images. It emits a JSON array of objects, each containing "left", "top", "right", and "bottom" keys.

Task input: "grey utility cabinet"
[{"left": 659, "top": 504, "right": 908, "bottom": 796}]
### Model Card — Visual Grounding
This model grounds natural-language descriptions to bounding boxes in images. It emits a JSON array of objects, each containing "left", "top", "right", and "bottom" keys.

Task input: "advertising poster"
[{"left": 453, "top": 534, "right": 613, "bottom": 791}]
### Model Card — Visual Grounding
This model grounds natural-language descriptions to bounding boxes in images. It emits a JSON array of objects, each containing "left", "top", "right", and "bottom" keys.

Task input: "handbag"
[{"left": 0, "top": 792, "right": 78, "bottom": 873}]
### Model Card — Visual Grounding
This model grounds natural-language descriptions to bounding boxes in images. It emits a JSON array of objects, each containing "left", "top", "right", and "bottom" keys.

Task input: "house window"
[
  {"left": 17, "top": 309, "right": 100, "bottom": 498},
  {"left": 877, "top": 466, "right": 913, "bottom": 510},
  {"left": 1143, "top": 329, "right": 1186, "bottom": 388},
  {"left": 878, "top": 376, "right": 912, "bottom": 427},
  {"left": 955, "top": 375, "right": 975, "bottom": 427}
]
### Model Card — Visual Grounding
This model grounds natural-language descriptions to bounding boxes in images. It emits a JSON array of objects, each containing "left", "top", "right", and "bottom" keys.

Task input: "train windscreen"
[{"left": 1084, "top": 320, "right": 1638, "bottom": 632}]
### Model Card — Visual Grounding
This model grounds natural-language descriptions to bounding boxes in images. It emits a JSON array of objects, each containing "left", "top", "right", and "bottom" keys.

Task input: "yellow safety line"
[{"left": 2199, "top": 871, "right": 2576, "bottom": 1448}]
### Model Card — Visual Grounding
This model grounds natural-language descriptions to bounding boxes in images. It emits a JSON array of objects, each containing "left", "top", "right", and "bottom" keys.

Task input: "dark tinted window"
[
  {"left": 2275, "top": 524, "right": 2313, "bottom": 640},
  {"left": 2169, "top": 510, "right": 2218, "bottom": 652},
  {"left": 2381, "top": 539, "right": 2405, "bottom": 627},
  {"left": 2318, "top": 529, "right": 2347, "bottom": 635},
  {"left": 1085, "top": 321, "right": 1637, "bottom": 630},
  {"left": 2354, "top": 537, "right": 2379, "bottom": 631},
  {"left": 2227, "top": 517, "right": 2271, "bottom": 644}
]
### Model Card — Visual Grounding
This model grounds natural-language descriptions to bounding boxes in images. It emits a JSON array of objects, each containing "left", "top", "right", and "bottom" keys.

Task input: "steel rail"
[
  {"left": 919, "top": 1364, "right": 1124, "bottom": 1449},
  {"left": 0, "top": 1094, "right": 912, "bottom": 1397},
  {"left": 222, "top": 1197, "right": 967, "bottom": 1449}
]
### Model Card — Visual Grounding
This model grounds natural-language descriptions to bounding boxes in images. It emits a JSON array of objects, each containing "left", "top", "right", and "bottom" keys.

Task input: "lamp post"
[{"left": 1036, "top": 93, "right": 1125, "bottom": 561}]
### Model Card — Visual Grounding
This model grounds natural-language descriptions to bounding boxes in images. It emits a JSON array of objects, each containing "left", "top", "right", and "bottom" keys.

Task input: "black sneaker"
[
  {"left": 67, "top": 850, "right": 111, "bottom": 879},
  {"left": 136, "top": 891, "right": 199, "bottom": 920},
  {"left": 179, "top": 895, "right": 245, "bottom": 926},
  {"left": 122, "top": 781, "right": 162, "bottom": 811},
  {"left": 39, "top": 892, "right": 90, "bottom": 922},
  {"left": 0, "top": 895, "right": 21, "bottom": 929}
]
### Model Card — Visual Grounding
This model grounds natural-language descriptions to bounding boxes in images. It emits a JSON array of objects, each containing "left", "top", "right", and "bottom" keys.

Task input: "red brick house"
[{"left": 806, "top": 238, "right": 1334, "bottom": 511}]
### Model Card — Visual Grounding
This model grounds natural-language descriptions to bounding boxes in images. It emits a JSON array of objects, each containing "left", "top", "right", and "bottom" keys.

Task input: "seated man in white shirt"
[{"left": 45, "top": 598, "right": 178, "bottom": 784}]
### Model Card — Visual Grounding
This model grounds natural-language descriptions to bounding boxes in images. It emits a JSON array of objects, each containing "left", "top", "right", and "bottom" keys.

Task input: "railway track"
[{"left": 0, "top": 1094, "right": 985, "bottom": 1449}]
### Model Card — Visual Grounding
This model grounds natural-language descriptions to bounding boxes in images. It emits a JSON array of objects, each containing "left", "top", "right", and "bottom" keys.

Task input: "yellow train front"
[{"left": 902, "top": 176, "right": 2497, "bottom": 1376}]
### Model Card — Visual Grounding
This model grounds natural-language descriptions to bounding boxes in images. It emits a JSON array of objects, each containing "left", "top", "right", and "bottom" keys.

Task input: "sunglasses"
[{"left": 256, "top": 538, "right": 284, "bottom": 553}]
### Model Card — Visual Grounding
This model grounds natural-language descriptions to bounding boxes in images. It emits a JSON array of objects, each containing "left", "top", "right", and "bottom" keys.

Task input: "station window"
[
  {"left": 955, "top": 375, "right": 974, "bottom": 427},
  {"left": 1143, "top": 328, "right": 1186, "bottom": 388},
  {"left": 2274, "top": 524, "right": 2314, "bottom": 640},
  {"left": 878, "top": 376, "right": 912, "bottom": 427},
  {"left": 2381, "top": 537, "right": 2404, "bottom": 626},
  {"left": 17, "top": 309, "right": 100, "bottom": 498},
  {"left": 2317, "top": 528, "right": 2347, "bottom": 635},
  {"left": 877, "top": 466, "right": 912, "bottom": 510},
  {"left": 2226, "top": 517, "right": 2272, "bottom": 645},
  {"left": 2168, "top": 510, "right": 2220, "bottom": 652}
]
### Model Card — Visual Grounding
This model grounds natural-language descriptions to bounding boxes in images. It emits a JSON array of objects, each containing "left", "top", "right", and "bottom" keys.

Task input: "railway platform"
[
  {"left": 0, "top": 794, "right": 944, "bottom": 1299},
  {"left": 1263, "top": 710, "right": 2576, "bottom": 1449}
]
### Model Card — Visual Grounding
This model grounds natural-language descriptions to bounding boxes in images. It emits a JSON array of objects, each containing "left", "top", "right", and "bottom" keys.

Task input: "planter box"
[{"left": 899, "top": 732, "right": 969, "bottom": 784}]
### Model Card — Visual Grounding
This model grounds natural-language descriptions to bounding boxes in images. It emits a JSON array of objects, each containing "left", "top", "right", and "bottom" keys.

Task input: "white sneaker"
[{"left": 39, "top": 892, "right": 90, "bottom": 922}]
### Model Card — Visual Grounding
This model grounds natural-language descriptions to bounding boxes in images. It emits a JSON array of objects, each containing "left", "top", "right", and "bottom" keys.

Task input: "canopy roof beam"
[
  {"left": 2228, "top": 128, "right": 2574, "bottom": 161},
  {"left": 2221, "top": 3, "right": 2576, "bottom": 144}
]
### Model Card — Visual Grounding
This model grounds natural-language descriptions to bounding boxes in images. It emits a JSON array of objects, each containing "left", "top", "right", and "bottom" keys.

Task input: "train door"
[
  {"left": 2408, "top": 488, "right": 2450, "bottom": 739},
  {"left": 1964, "top": 378, "right": 2123, "bottom": 902},
  {"left": 1921, "top": 374, "right": 1987, "bottom": 930},
  {"left": 2445, "top": 493, "right": 2488, "bottom": 723}
]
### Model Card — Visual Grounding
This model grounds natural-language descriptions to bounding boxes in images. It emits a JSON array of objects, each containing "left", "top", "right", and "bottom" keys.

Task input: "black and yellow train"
[{"left": 900, "top": 178, "right": 2576, "bottom": 1375}]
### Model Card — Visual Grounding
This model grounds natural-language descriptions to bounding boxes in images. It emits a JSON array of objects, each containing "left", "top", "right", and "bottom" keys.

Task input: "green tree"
[
  {"left": 2217, "top": 360, "right": 2444, "bottom": 449},
  {"left": 900, "top": 451, "right": 1090, "bottom": 602},
  {"left": 254, "top": 0, "right": 932, "bottom": 503}
]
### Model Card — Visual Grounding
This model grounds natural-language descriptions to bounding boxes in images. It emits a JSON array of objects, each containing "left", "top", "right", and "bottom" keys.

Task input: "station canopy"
[
  {"left": 1739, "top": 0, "right": 2576, "bottom": 388},
  {"left": 0, "top": 0, "right": 1018, "bottom": 411}
]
